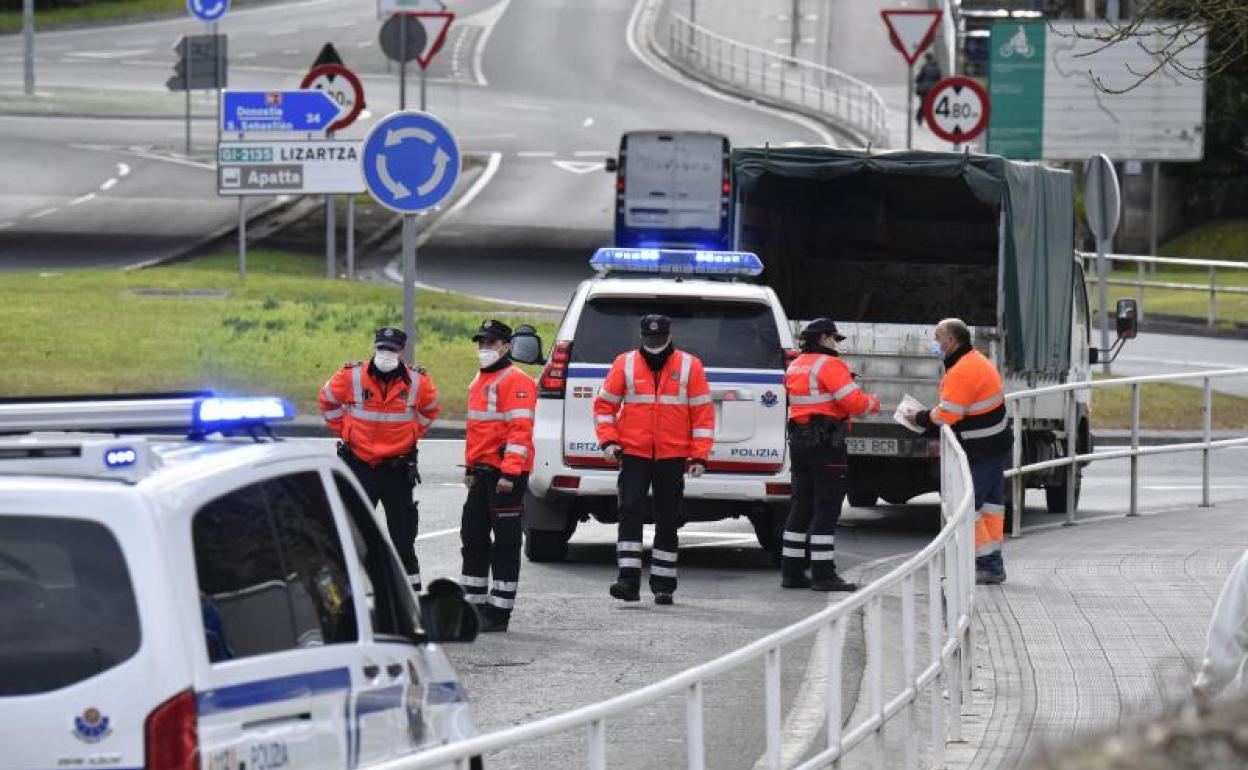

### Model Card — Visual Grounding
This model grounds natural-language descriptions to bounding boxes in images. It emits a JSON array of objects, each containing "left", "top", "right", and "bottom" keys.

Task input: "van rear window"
[
  {"left": 0, "top": 516, "right": 140, "bottom": 696},
  {"left": 572, "top": 298, "right": 783, "bottom": 369}
]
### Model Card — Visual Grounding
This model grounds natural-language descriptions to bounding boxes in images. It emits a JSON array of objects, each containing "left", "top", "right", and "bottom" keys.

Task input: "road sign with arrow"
[
  {"left": 222, "top": 90, "right": 340, "bottom": 133},
  {"left": 922, "top": 76, "right": 989, "bottom": 144},
  {"left": 362, "top": 110, "right": 460, "bottom": 213}
]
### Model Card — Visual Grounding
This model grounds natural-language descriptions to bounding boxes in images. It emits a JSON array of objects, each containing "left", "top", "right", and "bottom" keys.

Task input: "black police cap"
[
  {"left": 375, "top": 327, "right": 407, "bottom": 350},
  {"left": 800, "top": 318, "right": 847, "bottom": 342},
  {"left": 472, "top": 319, "right": 514, "bottom": 342},
  {"left": 639, "top": 314, "right": 671, "bottom": 337}
]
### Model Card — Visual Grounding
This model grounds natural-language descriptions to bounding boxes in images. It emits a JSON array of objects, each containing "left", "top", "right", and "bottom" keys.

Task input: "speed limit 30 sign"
[
  {"left": 301, "top": 63, "right": 366, "bottom": 133},
  {"left": 923, "top": 76, "right": 990, "bottom": 144}
]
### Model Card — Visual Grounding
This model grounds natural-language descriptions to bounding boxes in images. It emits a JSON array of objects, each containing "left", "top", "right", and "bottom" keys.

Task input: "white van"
[
  {"left": 0, "top": 396, "right": 481, "bottom": 770},
  {"left": 523, "top": 249, "right": 796, "bottom": 562}
]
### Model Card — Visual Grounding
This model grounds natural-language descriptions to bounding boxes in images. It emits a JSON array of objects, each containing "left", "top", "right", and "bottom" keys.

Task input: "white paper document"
[{"left": 893, "top": 393, "right": 927, "bottom": 434}]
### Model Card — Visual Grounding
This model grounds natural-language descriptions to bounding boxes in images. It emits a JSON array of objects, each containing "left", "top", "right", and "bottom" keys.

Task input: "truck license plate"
[{"left": 847, "top": 438, "right": 899, "bottom": 456}]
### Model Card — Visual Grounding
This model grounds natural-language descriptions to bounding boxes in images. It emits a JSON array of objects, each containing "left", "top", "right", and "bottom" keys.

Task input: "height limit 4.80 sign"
[{"left": 923, "top": 76, "right": 990, "bottom": 145}]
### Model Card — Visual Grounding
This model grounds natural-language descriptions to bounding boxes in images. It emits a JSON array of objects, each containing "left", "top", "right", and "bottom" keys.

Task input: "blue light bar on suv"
[
  {"left": 590, "top": 248, "right": 763, "bottom": 277},
  {"left": 192, "top": 397, "right": 296, "bottom": 433}
]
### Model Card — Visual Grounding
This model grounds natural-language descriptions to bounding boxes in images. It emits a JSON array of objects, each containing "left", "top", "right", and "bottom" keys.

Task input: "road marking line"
[
  {"left": 70, "top": 193, "right": 97, "bottom": 206},
  {"left": 517, "top": 151, "right": 555, "bottom": 157},
  {"left": 581, "top": 116, "right": 594, "bottom": 127},
  {"left": 27, "top": 207, "right": 58, "bottom": 220},
  {"left": 573, "top": 150, "right": 609, "bottom": 157},
  {"left": 357, "top": 40, "right": 374, "bottom": 48},
  {"left": 238, "top": 52, "right": 258, "bottom": 59},
  {"left": 282, "top": 49, "right": 300, "bottom": 55},
  {"left": 100, "top": 178, "right": 118, "bottom": 191},
  {"left": 67, "top": 48, "right": 151, "bottom": 59},
  {"left": 471, "top": 0, "right": 512, "bottom": 86},
  {"left": 117, "top": 162, "right": 131, "bottom": 177},
  {"left": 266, "top": 28, "right": 298, "bottom": 36}
]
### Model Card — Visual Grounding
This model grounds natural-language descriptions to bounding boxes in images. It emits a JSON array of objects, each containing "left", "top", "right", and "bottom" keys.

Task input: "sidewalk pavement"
[
  {"left": 943, "top": 502, "right": 1244, "bottom": 768},
  {"left": 675, "top": 0, "right": 958, "bottom": 150}
]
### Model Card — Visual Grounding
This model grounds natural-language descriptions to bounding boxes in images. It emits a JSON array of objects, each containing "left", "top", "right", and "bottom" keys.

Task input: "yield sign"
[
  {"left": 880, "top": 9, "right": 942, "bottom": 66},
  {"left": 411, "top": 11, "right": 454, "bottom": 69}
]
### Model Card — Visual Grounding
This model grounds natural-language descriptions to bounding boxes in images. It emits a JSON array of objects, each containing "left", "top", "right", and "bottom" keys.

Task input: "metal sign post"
[
  {"left": 185, "top": 33, "right": 193, "bottom": 155},
  {"left": 1084, "top": 153, "right": 1122, "bottom": 374},
  {"left": 22, "top": 0, "right": 34, "bottom": 97},
  {"left": 402, "top": 216, "right": 417, "bottom": 354},
  {"left": 238, "top": 197, "right": 247, "bottom": 279},
  {"left": 399, "top": 14, "right": 408, "bottom": 110},
  {"left": 347, "top": 196, "right": 356, "bottom": 280}
]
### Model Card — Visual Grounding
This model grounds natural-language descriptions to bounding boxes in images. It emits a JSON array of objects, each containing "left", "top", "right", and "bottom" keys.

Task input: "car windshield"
[
  {"left": 571, "top": 297, "right": 783, "bottom": 369},
  {"left": 0, "top": 516, "right": 141, "bottom": 696}
]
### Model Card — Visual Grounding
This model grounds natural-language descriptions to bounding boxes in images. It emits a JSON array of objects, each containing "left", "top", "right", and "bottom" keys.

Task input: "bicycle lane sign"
[{"left": 987, "top": 20, "right": 1045, "bottom": 159}]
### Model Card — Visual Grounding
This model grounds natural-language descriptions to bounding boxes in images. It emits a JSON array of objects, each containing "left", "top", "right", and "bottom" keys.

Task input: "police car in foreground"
[
  {"left": 524, "top": 248, "right": 797, "bottom": 562},
  {"left": 0, "top": 395, "right": 481, "bottom": 770}
]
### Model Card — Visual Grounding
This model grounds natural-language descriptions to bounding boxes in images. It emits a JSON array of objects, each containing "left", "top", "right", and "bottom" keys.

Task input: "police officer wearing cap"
[
  {"left": 461, "top": 319, "right": 537, "bottom": 632},
  {"left": 593, "top": 314, "right": 715, "bottom": 605},
  {"left": 319, "top": 327, "right": 440, "bottom": 595},
  {"left": 781, "top": 319, "right": 881, "bottom": 592}
]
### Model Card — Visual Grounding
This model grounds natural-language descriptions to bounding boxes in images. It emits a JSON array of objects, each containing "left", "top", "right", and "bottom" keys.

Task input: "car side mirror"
[
  {"left": 417, "top": 579, "right": 478, "bottom": 643},
  {"left": 510, "top": 324, "right": 545, "bottom": 365},
  {"left": 1115, "top": 298, "right": 1138, "bottom": 340},
  {"left": 604, "top": 157, "right": 618, "bottom": 173}
]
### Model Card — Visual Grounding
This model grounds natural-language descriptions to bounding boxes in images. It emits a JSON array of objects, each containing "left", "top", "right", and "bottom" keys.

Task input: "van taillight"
[
  {"left": 145, "top": 690, "right": 197, "bottom": 770},
  {"left": 722, "top": 180, "right": 731, "bottom": 195},
  {"left": 539, "top": 341, "right": 573, "bottom": 398}
]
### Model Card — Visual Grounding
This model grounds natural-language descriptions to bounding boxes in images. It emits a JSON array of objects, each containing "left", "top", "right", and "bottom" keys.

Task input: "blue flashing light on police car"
[
  {"left": 192, "top": 397, "right": 296, "bottom": 433},
  {"left": 104, "top": 447, "right": 138, "bottom": 468},
  {"left": 590, "top": 248, "right": 763, "bottom": 277}
]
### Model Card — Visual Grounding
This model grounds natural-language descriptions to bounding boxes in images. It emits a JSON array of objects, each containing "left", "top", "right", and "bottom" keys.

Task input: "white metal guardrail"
[
  {"left": 1080, "top": 251, "right": 1248, "bottom": 328},
  {"left": 663, "top": 13, "right": 890, "bottom": 149},
  {"left": 378, "top": 426, "right": 977, "bottom": 770},
  {"left": 1006, "top": 368, "right": 1248, "bottom": 537}
]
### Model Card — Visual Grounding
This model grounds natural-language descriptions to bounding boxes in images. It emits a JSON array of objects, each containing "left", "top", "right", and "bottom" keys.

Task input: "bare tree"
[{"left": 1053, "top": 0, "right": 1248, "bottom": 92}]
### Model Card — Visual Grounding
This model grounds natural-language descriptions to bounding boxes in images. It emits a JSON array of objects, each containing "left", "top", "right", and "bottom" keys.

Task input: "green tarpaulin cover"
[{"left": 733, "top": 147, "right": 1074, "bottom": 376}]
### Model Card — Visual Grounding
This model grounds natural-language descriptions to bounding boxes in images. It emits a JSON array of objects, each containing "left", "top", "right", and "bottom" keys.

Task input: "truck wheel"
[
  {"left": 1044, "top": 470, "right": 1082, "bottom": 514},
  {"left": 522, "top": 493, "right": 577, "bottom": 563},
  {"left": 748, "top": 504, "right": 787, "bottom": 565},
  {"left": 847, "top": 487, "right": 878, "bottom": 508}
]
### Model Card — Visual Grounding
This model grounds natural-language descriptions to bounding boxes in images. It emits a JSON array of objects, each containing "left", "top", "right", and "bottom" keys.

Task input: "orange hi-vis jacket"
[
  {"left": 927, "top": 347, "right": 1009, "bottom": 457},
  {"left": 320, "top": 362, "right": 440, "bottom": 465},
  {"left": 593, "top": 349, "right": 715, "bottom": 462},
  {"left": 465, "top": 364, "right": 537, "bottom": 477},
  {"left": 785, "top": 352, "right": 879, "bottom": 423}
]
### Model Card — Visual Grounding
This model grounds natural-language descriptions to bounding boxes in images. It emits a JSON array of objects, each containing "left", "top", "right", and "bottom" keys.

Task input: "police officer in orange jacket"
[
  {"left": 594, "top": 314, "right": 714, "bottom": 605},
  {"left": 782, "top": 319, "right": 881, "bottom": 592},
  {"left": 320, "top": 327, "right": 440, "bottom": 594},
  {"left": 462, "top": 320, "right": 537, "bottom": 633},
  {"left": 908, "top": 318, "right": 1010, "bottom": 584}
]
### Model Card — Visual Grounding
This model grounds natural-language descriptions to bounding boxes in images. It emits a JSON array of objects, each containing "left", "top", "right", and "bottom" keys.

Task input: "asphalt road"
[
  {"left": 1114, "top": 331, "right": 1248, "bottom": 397},
  {"left": 334, "top": 438, "right": 1248, "bottom": 769}
]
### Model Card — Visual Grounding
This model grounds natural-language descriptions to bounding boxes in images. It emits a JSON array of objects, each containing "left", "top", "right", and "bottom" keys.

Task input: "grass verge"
[
  {"left": 1160, "top": 220, "right": 1248, "bottom": 260},
  {"left": 2, "top": 251, "right": 555, "bottom": 419},
  {"left": 1106, "top": 267, "right": 1248, "bottom": 327},
  {"left": 1092, "top": 379, "right": 1248, "bottom": 431}
]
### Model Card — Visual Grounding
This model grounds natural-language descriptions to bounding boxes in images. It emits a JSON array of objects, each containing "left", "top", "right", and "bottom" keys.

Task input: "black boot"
[
  {"left": 477, "top": 604, "right": 510, "bottom": 633},
  {"left": 781, "top": 573, "right": 812, "bottom": 589},
  {"left": 653, "top": 591, "right": 674, "bottom": 605},
  {"left": 811, "top": 570, "right": 858, "bottom": 592},
  {"left": 610, "top": 581, "right": 641, "bottom": 602}
]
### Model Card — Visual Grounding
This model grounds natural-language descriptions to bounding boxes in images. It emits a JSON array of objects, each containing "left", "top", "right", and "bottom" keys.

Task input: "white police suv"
[
  {"left": 524, "top": 248, "right": 797, "bottom": 562},
  {"left": 0, "top": 395, "right": 481, "bottom": 770}
]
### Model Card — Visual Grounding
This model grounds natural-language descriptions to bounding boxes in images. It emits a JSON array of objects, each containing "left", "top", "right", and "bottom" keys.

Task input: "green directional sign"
[{"left": 987, "top": 21, "right": 1045, "bottom": 160}]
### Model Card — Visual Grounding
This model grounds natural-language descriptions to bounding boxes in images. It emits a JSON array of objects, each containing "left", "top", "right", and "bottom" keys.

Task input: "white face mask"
[
  {"left": 642, "top": 343, "right": 668, "bottom": 354},
  {"left": 929, "top": 339, "right": 945, "bottom": 358},
  {"left": 374, "top": 350, "right": 401, "bottom": 372},
  {"left": 477, "top": 348, "right": 503, "bottom": 368}
]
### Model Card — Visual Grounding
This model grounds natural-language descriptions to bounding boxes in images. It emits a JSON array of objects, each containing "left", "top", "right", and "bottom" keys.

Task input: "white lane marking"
[
  {"left": 416, "top": 526, "right": 460, "bottom": 542},
  {"left": 282, "top": 49, "right": 300, "bottom": 56},
  {"left": 70, "top": 193, "right": 97, "bottom": 206},
  {"left": 358, "top": 40, "right": 374, "bottom": 48},
  {"left": 625, "top": 0, "right": 838, "bottom": 146},
  {"left": 266, "top": 28, "right": 298, "bottom": 36},
  {"left": 27, "top": 207, "right": 58, "bottom": 220},
  {"left": 67, "top": 49, "right": 151, "bottom": 59},
  {"left": 517, "top": 151, "right": 556, "bottom": 158},
  {"left": 117, "top": 163, "right": 131, "bottom": 177},
  {"left": 552, "top": 160, "right": 605, "bottom": 174},
  {"left": 581, "top": 116, "right": 594, "bottom": 127},
  {"left": 471, "top": 0, "right": 513, "bottom": 86},
  {"left": 100, "top": 178, "right": 118, "bottom": 191},
  {"left": 238, "top": 52, "right": 258, "bottom": 59},
  {"left": 573, "top": 150, "right": 610, "bottom": 157},
  {"left": 499, "top": 101, "right": 552, "bottom": 113},
  {"left": 328, "top": 20, "right": 356, "bottom": 28}
]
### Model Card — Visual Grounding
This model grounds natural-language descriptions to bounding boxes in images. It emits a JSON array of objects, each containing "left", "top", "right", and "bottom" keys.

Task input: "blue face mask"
[{"left": 928, "top": 339, "right": 945, "bottom": 358}]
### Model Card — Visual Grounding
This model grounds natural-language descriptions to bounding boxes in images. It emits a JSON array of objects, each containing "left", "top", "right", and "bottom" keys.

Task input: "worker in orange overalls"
[
  {"left": 594, "top": 314, "right": 714, "bottom": 606},
  {"left": 462, "top": 319, "right": 537, "bottom": 632},
  {"left": 320, "top": 327, "right": 440, "bottom": 595},
  {"left": 782, "top": 318, "right": 881, "bottom": 592},
  {"left": 908, "top": 318, "right": 1011, "bottom": 584}
]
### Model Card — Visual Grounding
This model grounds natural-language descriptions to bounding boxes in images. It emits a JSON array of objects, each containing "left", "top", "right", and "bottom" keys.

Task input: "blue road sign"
[
  {"left": 362, "top": 111, "right": 461, "bottom": 214},
  {"left": 222, "top": 90, "right": 340, "bottom": 133},
  {"left": 187, "top": 0, "right": 229, "bottom": 22}
]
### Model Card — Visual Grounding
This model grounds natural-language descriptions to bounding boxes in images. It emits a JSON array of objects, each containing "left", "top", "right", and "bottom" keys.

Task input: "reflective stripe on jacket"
[
  {"left": 319, "top": 363, "right": 440, "bottom": 465},
  {"left": 930, "top": 348, "right": 1009, "bottom": 456},
  {"left": 465, "top": 364, "right": 537, "bottom": 476},
  {"left": 785, "top": 352, "right": 877, "bottom": 423},
  {"left": 593, "top": 349, "right": 715, "bottom": 461}
]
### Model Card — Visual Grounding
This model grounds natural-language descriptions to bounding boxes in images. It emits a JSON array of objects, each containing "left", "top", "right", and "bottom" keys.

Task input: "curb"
[{"left": 1093, "top": 429, "right": 1244, "bottom": 446}]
